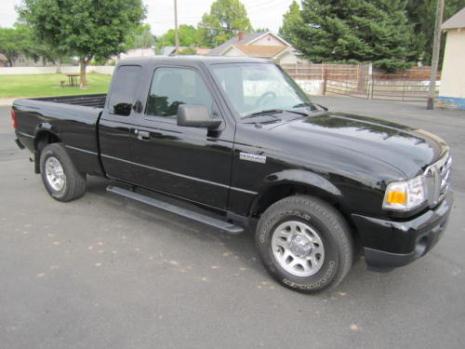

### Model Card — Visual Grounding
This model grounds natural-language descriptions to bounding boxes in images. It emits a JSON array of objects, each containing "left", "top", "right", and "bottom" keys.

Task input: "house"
[
  {"left": 160, "top": 46, "right": 177, "bottom": 56},
  {"left": 159, "top": 46, "right": 211, "bottom": 56},
  {"left": 207, "top": 31, "right": 303, "bottom": 65},
  {"left": 195, "top": 48, "right": 211, "bottom": 56},
  {"left": 438, "top": 7, "right": 465, "bottom": 110},
  {"left": 119, "top": 48, "right": 156, "bottom": 59},
  {"left": 0, "top": 53, "right": 54, "bottom": 67}
]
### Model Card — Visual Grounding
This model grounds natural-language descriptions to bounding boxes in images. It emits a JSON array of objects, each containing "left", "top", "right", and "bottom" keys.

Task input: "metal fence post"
[{"left": 369, "top": 63, "right": 374, "bottom": 99}]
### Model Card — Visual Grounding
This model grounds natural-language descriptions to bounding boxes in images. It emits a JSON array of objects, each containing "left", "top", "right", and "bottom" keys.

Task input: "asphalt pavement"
[{"left": 1, "top": 98, "right": 464, "bottom": 349}]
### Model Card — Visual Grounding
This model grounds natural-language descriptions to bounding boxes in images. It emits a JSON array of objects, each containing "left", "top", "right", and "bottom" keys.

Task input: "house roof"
[
  {"left": 442, "top": 7, "right": 465, "bottom": 30},
  {"left": 234, "top": 44, "right": 288, "bottom": 58},
  {"left": 159, "top": 46, "right": 211, "bottom": 56},
  {"left": 208, "top": 32, "right": 265, "bottom": 56},
  {"left": 161, "top": 46, "right": 177, "bottom": 56},
  {"left": 0, "top": 53, "right": 8, "bottom": 62}
]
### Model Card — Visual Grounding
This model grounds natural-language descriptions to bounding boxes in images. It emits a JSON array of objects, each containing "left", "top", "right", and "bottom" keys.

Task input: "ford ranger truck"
[{"left": 12, "top": 57, "right": 453, "bottom": 293}]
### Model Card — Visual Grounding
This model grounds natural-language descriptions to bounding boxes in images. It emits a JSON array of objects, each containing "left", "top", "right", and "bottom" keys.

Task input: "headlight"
[{"left": 383, "top": 175, "right": 427, "bottom": 211}]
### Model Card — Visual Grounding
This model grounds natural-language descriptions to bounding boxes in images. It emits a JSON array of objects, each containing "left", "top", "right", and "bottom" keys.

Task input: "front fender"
[{"left": 250, "top": 169, "right": 344, "bottom": 214}]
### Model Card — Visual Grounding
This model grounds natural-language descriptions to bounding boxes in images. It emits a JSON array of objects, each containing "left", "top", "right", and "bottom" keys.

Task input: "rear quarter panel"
[{"left": 13, "top": 99, "right": 103, "bottom": 175}]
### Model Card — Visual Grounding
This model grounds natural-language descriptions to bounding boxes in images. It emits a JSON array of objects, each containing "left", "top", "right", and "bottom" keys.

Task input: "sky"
[{"left": 0, "top": 0, "right": 295, "bottom": 36}]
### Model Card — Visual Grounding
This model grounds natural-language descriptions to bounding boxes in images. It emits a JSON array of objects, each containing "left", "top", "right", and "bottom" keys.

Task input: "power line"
[
  {"left": 246, "top": 0, "right": 290, "bottom": 10},
  {"left": 151, "top": 0, "right": 292, "bottom": 33},
  {"left": 152, "top": 0, "right": 291, "bottom": 22}
]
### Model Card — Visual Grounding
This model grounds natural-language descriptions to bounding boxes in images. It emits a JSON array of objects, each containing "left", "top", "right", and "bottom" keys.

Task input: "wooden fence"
[
  {"left": 281, "top": 63, "right": 440, "bottom": 102},
  {"left": 281, "top": 64, "right": 438, "bottom": 81},
  {"left": 282, "top": 63, "right": 360, "bottom": 81}
]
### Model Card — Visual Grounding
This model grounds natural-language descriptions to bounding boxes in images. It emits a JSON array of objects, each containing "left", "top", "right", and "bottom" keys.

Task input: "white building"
[
  {"left": 438, "top": 7, "right": 465, "bottom": 110},
  {"left": 119, "top": 48, "right": 156, "bottom": 59},
  {"left": 208, "top": 31, "right": 304, "bottom": 65}
]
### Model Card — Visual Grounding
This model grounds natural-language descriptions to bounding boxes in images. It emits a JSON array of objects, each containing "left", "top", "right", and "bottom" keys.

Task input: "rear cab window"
[{"left": 107, "top": 65, "right": 142, "bottom": 116}]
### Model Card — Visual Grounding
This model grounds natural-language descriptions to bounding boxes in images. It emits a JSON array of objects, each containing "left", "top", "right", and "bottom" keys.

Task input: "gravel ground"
[{"left": 1, "top": 98, "right": 464, "bottom": 349}]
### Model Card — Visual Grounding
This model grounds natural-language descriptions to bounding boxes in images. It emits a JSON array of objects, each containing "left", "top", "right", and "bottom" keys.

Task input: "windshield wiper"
[
  {"left": 292, "top": 102, "right": 328, "bottom": 111},
  {"left": 292, "top": 102, "right": 314, "bottom": 109},
  {"left": 242, "top": 108, "right": 312, "bottom": 120},
  {"left": 283, "top": 109, "right": 309, "bottom": 117},
  {"left": 314, "top": 103, "right": 328, "bottom": 111},
  {"left": 241, "top": 109, "right": 284, "bottom": 120}
]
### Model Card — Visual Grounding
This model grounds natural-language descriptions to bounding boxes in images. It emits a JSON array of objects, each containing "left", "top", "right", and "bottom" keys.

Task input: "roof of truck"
[{"left": 116, "top": 56, "right": 270, "bottom": 66}]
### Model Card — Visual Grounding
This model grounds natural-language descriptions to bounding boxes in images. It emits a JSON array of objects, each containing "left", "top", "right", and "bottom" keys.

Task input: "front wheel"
[
  {"left": 40, "top": 143, "right": 86, "bottom": 202},
  {"left": 255, "top": 195, "right": 353, "bottom": 293}
]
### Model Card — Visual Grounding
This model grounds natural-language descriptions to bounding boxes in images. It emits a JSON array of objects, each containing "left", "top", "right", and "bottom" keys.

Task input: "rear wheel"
[
  {"left": 255, "top": 195, "right": 353, "bottom": 293},
  {"left": 40, "top": 143, "right": 86, "bottom": 202}
]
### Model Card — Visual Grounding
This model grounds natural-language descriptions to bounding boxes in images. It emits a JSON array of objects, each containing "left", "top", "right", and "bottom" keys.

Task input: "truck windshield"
[{"left": 211, "top": 63, "right": 313, "bottom": 118}]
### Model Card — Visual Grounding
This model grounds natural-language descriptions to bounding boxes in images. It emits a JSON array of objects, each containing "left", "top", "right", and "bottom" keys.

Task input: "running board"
[{"left": 106, "top": 185, "right": 244, "bottom": 234}]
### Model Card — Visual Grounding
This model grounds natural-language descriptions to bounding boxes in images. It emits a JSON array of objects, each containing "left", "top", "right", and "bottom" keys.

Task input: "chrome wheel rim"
[
  {"left": 45, "top": 156, "right": 66, "bottom": 192},
  {"left": 271, "top": 220, "right": 325, "bottom": 277}
]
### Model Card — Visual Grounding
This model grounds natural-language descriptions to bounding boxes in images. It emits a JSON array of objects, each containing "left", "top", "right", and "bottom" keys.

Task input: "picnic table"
[{"left": 64, "top": 73, "right": 80, "bottom": 87}]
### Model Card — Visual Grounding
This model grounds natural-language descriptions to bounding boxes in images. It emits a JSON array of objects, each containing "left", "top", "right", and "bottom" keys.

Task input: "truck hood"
[{"left": 261, "top": 112, "right": 448, "bottom": 179}]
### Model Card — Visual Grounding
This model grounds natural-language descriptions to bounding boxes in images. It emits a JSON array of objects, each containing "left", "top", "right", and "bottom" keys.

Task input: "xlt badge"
[{"left": 239, "top": 152, "right": 266, "bottom": 164}]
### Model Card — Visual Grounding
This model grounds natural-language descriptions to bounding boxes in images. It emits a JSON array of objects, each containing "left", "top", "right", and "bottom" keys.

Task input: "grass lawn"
[{"left": 0, "top": 73, "right": 111, "bottom": 98}]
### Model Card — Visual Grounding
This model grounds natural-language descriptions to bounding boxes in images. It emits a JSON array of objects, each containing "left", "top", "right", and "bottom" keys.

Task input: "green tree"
[
  {"left": 407, "top": 0, "right": 465, "bottom": 65},
  {"left": 126, "top": 24, "right": 155, "bottom": 50},
  {"left": 279, "top": 1, "right": 303, "bottom": 44},
  {"left": 19, "top": 24, "right": 67, "bottom": 67},
  {"left": 290, "top": 0, "right": 416, "bottom": 71},
  {"left": 0, "top": 24, "right": 66, "bottom": 69},
  {"left": 0, "top": 26, "right": 31, "bottom": 66},
  {"left": 19, "top": 0, "right": 145, "bottom": 87},
  {"left": 198, "top": 0, "right": 253, "bottom": 47},
  {"left": 157, "top": 25, "right": 201, "bottom": 50}
]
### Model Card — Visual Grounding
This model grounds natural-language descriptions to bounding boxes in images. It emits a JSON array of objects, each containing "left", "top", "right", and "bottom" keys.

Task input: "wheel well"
[
  {"left": 251, "top": 183, "right": 361, "bottom": 250},
  {"left": 34, "top": 131, "right": 61, "bottom": 152},
  {"left": 252, "top": 183, "right": 338, "bottom": 216},
  {"left": 33, "top": 131, "right": 62, "bottom": 173}
]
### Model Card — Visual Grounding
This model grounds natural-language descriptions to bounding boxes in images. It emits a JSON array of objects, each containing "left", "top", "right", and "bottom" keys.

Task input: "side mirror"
[
  {"left": 133, "top": 100, "right": 143, "bottom": 113},
  {"left": 177, "top": 105, "right": 221, "bottom": 129},
  {"left": 113, "top": 102, "right": 132, "bottom": 116}
]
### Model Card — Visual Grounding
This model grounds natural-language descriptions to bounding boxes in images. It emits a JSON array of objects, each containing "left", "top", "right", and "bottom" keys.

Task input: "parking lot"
[{"left": 1, "top": 97, "right": 464, "bottom": 348}]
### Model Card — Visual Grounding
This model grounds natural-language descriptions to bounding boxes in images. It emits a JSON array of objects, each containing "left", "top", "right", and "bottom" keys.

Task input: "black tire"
[
  {"left": 255, "top": 195, "right": 353, "bottom": 294},
  {"left": 39, "top": 143, "right": 86, "bottom": 202}
]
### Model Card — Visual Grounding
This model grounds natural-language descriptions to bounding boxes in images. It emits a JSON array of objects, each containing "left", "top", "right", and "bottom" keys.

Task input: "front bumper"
[{"left": 351, "top": 191, "right": 453, "bottom": 270}]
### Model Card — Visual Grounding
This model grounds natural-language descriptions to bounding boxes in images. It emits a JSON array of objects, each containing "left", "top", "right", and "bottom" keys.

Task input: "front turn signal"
[{"left": 383, "top": 176, "right": 426, "bottom": 211}]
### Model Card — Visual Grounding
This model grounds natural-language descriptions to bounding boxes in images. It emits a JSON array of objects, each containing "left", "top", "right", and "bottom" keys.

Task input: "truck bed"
[
  {"left": 13, "top": 94, "right": 107, "bottom": 176},
  {"left": 31, "top": 94, "right": 107, "bottom": 108}
]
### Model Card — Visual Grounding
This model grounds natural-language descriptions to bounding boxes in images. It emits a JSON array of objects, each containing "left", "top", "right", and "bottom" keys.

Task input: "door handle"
[{"left": 135, "top": 129, "right": 150, "bottom": 140}]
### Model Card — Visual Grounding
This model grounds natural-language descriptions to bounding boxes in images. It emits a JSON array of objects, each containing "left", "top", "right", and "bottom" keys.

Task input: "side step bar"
[{"left": 106, "top": 185, "right": 244, "bottom": 234}]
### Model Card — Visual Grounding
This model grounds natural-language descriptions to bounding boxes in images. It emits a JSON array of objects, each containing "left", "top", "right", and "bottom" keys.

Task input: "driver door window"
[{"left": 146, "top": 67, "right": 213, "bottom": 117}]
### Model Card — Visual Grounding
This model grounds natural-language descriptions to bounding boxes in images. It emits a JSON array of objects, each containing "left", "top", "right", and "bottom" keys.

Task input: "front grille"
[{"left": 424, "top": 153, "right": 452, "bottom": 206}]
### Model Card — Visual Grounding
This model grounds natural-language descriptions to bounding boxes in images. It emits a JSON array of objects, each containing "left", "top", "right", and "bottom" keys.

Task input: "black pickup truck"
[{"left": 12, "top": 57, "right": 453, "bottom": 293}]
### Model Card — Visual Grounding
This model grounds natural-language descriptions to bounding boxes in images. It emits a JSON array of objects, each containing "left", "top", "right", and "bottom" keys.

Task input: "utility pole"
[
  {"left": 427, "top": 0, "right": 445, "bottom": 110},
  {"left": 174, "top": 0, "right": 180, "bottom": 55}
]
